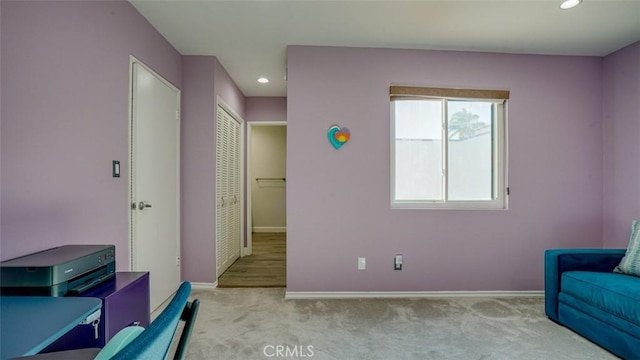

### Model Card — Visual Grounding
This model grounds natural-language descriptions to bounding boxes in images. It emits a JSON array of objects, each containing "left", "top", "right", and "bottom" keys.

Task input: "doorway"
[
  {"left": 217, "top": 122, "right": 286, "bottom": 287},
  {"left": 129, "top": 57, "right": 181, "bottom": 310}
]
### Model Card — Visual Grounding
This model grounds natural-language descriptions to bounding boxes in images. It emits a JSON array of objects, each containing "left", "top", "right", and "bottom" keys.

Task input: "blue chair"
[
  {"left": 172, "top": 297, "right": 200, "bottom": 360},
  {"left": 108, "top": 281, "right": 198, "bottom": 360},
  {"left": 15, "top": 282, "right": 200, "bottom": 360}
]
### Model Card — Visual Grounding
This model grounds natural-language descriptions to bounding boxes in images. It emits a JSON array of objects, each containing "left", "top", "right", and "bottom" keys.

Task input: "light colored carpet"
[{"left": 186, "top": 288, "right": 619, "bottom": 360}]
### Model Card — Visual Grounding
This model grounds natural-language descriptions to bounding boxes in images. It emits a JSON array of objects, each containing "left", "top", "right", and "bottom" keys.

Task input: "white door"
[
  {"left": 216, "top": 104, "right": 242, "bottom": 277},
  {"left": 130, "top": 60, "right": 181, "bottom": 310}
]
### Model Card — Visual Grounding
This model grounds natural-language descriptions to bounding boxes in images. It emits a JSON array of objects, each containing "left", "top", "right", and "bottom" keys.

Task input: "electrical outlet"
[
  {"left": 358, "top": 257, "right": 366, "bottom": 270},
  {"left": 394, "top": 254, "right": 403, "bottom": 270}
]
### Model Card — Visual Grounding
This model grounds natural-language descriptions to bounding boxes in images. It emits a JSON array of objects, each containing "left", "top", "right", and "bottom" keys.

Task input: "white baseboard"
[
  {"left": 253, "top": 226, "right": 286, "bottom": 233},
  {"left": 284, "top": 290, "right": 544, "bottom": 300},
  {"left": 191, "top": 281, "right": 218, "bottom": 290},
  {"left": 242, "top": 247, "right": 252, "bottom": 256}
]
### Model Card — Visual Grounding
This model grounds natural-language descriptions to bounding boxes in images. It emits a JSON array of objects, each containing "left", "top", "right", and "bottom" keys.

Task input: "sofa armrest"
[{"left": 544, "top": 248, "right": 625, "bottom": 322}]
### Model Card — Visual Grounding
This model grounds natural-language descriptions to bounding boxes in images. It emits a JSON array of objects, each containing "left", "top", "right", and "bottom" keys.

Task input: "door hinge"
[
  {"left": 176, "top": 256, "right": 181, "bottom": 267},
  {"left": 176, "top": 109, "right": 180, "bottom": 121},
  {"left": 506, "top": 187, "right": 510, "bottom": 195}
]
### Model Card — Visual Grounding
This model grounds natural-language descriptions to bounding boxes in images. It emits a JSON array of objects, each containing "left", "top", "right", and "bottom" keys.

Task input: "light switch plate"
[
  {"left": 112, "top": 160, "right": 120, "bottom": 178},
  {"left": 358, "top": 257, "right": 366, "bottom": 270}
]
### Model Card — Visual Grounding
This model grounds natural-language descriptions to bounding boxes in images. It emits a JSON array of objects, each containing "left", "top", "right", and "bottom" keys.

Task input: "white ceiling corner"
[{"left": 129, "top": 0, "right": 640, "bottom": 97}]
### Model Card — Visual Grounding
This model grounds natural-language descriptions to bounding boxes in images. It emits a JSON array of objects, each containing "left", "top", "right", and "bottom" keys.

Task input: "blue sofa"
[{"left": 545, "top": 249, "right": 640, "bottom": 359}]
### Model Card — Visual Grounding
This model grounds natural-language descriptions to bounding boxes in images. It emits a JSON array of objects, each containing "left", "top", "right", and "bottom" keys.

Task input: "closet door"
[
  {"left": 216, "top": 104, "right": 241, "bottom": 277},
  {"left": 215, "top": 108, "right": 227, "bottom": 277},
  {"left": 229, "top": 117, "right": 241, "bottom": 262}
]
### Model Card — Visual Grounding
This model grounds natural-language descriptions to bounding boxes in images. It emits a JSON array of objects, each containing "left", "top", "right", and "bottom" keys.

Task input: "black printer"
[{"left": 0, "top": 244, "right": 115, "bottom": 296}]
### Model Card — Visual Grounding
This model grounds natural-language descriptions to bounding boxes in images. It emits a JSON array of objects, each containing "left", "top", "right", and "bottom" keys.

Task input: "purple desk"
[{"left": 41, "top": 272, "right": 149, "bottom": 353}]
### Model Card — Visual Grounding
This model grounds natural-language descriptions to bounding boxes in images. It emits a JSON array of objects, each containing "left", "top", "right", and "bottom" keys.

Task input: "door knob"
[{"left": 138, "top": 201, "right": 152, "bottom": 210}]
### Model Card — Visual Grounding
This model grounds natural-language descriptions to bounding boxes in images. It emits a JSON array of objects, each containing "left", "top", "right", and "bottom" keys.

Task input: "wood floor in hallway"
[{"left": 217, "top": 232, "right": 286, "bottom": 287}]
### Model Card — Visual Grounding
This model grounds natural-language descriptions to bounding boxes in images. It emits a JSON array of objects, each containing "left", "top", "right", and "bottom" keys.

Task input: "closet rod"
[{"left": 256, "top": 177, "right": 286, "bottom": 182}]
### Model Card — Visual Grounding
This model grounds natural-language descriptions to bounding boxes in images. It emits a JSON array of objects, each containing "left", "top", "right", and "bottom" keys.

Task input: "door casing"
[{"left": 245, "top": 121, "right": 287, "bottom": 256}]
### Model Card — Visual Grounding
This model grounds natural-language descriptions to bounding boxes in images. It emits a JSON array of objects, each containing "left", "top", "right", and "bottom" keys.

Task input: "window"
[{"left": 390, "top": 86, "right": 508, "bottom": 209}]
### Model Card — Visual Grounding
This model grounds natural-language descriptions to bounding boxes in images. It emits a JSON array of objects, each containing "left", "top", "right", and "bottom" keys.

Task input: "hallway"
[{"left": 217, "top": 233, "right": 286, "bottom": 287}]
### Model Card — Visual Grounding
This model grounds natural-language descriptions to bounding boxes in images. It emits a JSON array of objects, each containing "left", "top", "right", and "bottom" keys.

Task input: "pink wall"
[
  {"left": 0, "top": 1, "right": 182, "bottom": 268},
  {"left": 603, "top": 41, "right": 640, "bottom": 248},
  {"left": 214, "top": 60, "right": 245, "bottom": 120},
  {"left": 181, "top": 56, "right": 217, "bottom": 282},
  {"left": 245, "top": 97, "right": 287, "bottom": 122},
  {"left": 1, "top": 1, "right": 630, "bottom": 289},
  {"left": 287, "top": 46, "right": 604, "bottom": 292},
  {"left": 181, "top": 56, "right": 245, "bottom": 283},
  {"left": 0, "top": 1, "right": 245, "bottom": 282}
]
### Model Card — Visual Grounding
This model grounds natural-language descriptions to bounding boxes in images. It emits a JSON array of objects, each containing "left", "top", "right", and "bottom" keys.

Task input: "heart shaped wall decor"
[{"left": 327, "top": 125, "right": 351, "bottom": 150}]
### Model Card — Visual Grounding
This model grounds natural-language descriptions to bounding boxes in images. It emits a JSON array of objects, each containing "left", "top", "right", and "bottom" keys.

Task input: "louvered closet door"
[
  {"left": 215, "top": 109, "right": 227, "bottom": 277},
  {"left": 216, "top": 105, "right": 241, "bottom": 277},
  {"left": 229, "top": 117, "right": 241, "bottom": 261}
]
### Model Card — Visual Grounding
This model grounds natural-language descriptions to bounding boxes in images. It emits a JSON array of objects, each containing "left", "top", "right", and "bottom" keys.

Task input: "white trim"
[
  {"left": 128, "top": 57, "right": 135, "bottom": 271},
  {"left": 503, "top": 101, "right": 510, "bottom": 209},
  {"left": 389, "top": 101, "right": 396, "bottom": 210},
  {"left": 242, "top": 248, "right": 251, "bottom": 256},
  {"left": 246, "top": 123, "right": 253, "bottom": 257},
  {"left": 285, "top": 290, "right": 544, "bottom": 300},
  {"left": 246, "top": 121, "right": 287, "bottom": 257},
  {"left": 191, "top": 282, "right": 218, "bottom": 290},
  {"left": 253, "top": 226, "right": 287, "bottom": 233}
]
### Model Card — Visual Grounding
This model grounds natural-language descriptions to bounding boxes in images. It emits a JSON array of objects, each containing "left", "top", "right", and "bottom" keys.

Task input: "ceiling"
[{"left": 129, "top": 0, "right": 640, "bottom": 97}]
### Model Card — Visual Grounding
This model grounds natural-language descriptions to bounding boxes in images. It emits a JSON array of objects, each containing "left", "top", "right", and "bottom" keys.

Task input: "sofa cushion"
[
  {"left": 615, "top": 220, "right": 640, "bottom": 277},
  {"left": 561, "top": 271, "right": 640, "bottom": 327}
]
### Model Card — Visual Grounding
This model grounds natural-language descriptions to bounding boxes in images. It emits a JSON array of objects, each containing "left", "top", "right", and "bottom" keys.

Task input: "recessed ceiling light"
[
  {"left": 560, "top": 0, "right": 582, "bottom": 10},
  {"left": 257, "top": 77, "right": 269, "bottom": 84}
]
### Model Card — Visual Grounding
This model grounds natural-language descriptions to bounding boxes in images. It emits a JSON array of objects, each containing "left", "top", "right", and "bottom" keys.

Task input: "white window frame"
[{"left": 390, "top": 96, "right": 508, "bottom": 210}]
